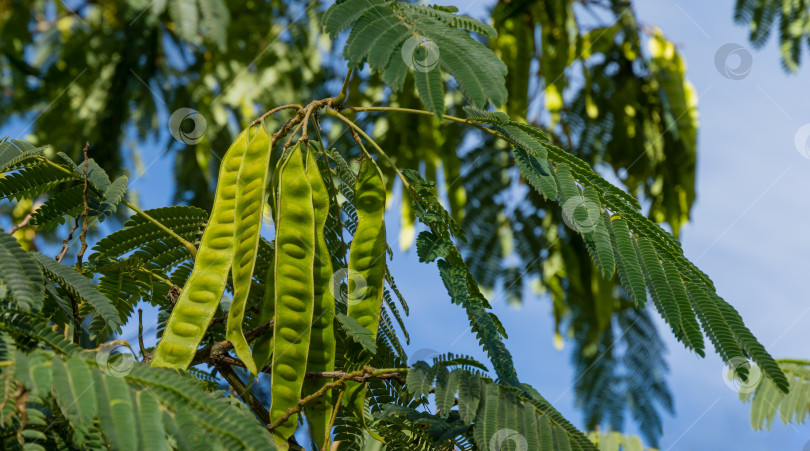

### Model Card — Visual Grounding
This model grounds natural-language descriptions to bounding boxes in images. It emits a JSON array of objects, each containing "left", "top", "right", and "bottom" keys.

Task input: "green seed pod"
[
  {"left": 152, "top": 127, "right": 252, "bottom": 369},
  {"left": 343, "top": 158, "right": 386, "bottom": 429},
  {"left": 226, "top": 123, "right": 272, "bottom": 377},
  {"left": 301, "top": 145, "right": 335, "bottom": 448},
  {"left": 269, "top": 143, "right": 315, "bottom": 447}
]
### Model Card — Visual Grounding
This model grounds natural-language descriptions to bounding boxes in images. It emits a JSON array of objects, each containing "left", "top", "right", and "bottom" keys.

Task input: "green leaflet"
[
  {"left": 741, "top": 361, "right": 810, "bottom": 430},
  {"left": 0, "top": 231, "right": 43, "bottom": 311},
  {"left": 227, "top": 122, "right": 271, "bottom": 377},
  {"left": 663, "top": 259, "right": 704, "bottom": 356},
  {"left": 51, "top": 355, "right": 97, "bottom": 438},
  {"left": 97, "top": 175, "right": 128, "bottom": 220},
  {"left": 589, "top": 211, "right": 615, "bottom": 278},
  {"left": 32, "top": 252, "right": 121, "bottom": 331},
  {"left": 94, "top": 370, "right": 140, "bottom": 451},
  {"left": 90, "top": 206, "right": 208, "bottom": 261},
  {"left": 433, "top": 366, "right": 457, "bottom": 416},
  {"left": 324, "top": 0, "right": 507, "bottom": 112},
  {"left": 415, "top": 230, "right": 452, "bottom": 262},
  {"left": 609, "top": 218, "right": 647, "bottom": 306},
  {"left": 413, "top": 64, "right": 445, "bottom": 118},
  {"left": 636, "top": 237, "right": 681, "bottom": 334}
]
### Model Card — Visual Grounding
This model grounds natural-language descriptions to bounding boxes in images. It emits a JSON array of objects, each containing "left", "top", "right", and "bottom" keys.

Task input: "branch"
[
  {"left": 252, "top": 104, "right": 302, "bottom": 126},
  {"left": 327, "top": 109, "right": 410, "bottom": 190},
  {"left": 216, "top": 361, "right": 270, "bottom": 425},
  {"left": 121, "top": 199, "right": 198, "bottom": 260},
  {"left": 137, "top": 309, "right": 146, "bottom": 358},
  {"left": 8, "top": 214, "right": 33, "bottom": 235},
  {"left": 329, "top": 69, "right": 353, "bottom": 107},
  {"left": 190, "top": 319, "right": 275, "bottom": 366},
  {"left": 76, "top": 142, "right": 90, "bottom": 269},
  {"left": 267, "top": 367, "right": 408, "bottom": 432},
  {"left": 54, "top": 217, "right": 79, "bottom": 263},
  {"left": 218, "top": 356, "right": 408, "bottom": 384}
]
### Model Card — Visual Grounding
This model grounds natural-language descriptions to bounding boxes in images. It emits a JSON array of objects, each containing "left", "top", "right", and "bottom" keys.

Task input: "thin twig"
[
  {"left": 76, "top": 142, "right": 90, "bottom": 269},
  {"left": 55, "top": 217, "right": 79, "bottom": 263},
  {"left": 329, "top": 69, "right": 353, "bottom": 108},
  {"left": 138, "top": 309, "right": 146, "bottom": 358},
  {"left": 267, "top": 374, "right": 355, "bottom": 432},
  {"left": 216, "top": 362, "right": 271, "bottom": 425},
  {"left": 190, "top": 319, "right": 275, "bottom": 366},
  {"left": 8, "top": 214, "right": 33, "bottom": 235},
  {"left": 251, "top": 104, "right": 303, "bottom": 126},
  {"left": 121, "top": 199, "right": 198, "bottom": 260},
  {"left": 267, "top": 367, "right": 408, "bottom": 432},
  {"left": 327, "top": 109, "right": 410, "bottom": 190},
  {"left": 323, "top": 390, "right": 345, "bottom": 451}
]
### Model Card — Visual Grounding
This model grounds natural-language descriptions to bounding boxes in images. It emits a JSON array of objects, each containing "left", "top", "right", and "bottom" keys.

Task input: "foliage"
[
  {"left": 0, "top": 0, "right": 805, "bottom": 450},
  {"left": 740, "top": 359, "right": 810, "bottom": 430},
  {"left": 734, "top": 0, "right": 810, "bottom": 71}
]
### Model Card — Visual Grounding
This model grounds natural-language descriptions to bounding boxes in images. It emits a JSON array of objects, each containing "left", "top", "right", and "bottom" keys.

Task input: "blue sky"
[{"left": 4, "top": 0, "right": 810, "bottom": 449}]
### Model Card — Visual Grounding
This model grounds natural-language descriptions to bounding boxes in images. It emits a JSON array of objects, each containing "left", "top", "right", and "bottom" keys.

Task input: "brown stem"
[
  {"left": 8, "top": 213, "right": 33, "bottom": 235},
  {"left": 76, "top": 142, "right": 90, "bottom": 269},
  {"left": 55, "top": 217, "right": 80, "bottom": 263},
  {"left": 138, "top": 309, "right": 146, "bottom": 358},
  {"left": 267, "top": 370, "right": 361, "bottom": 432},
  {"left": 190, "top": 319, "right": 275, "bottom": 366},
  {"left": 267, "top": 367, "right": 407, "bottom": 432},
  {"left": 252, "top": 104, "right": 303, "bottom": 126},
  {"left": 216, "top": 362, "right": 270, "bottom": 425}
]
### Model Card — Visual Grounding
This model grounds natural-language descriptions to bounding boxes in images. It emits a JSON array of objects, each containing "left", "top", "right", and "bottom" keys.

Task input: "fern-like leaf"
[
  {"left": 32, "top": 253, "right": 122, "bottom": 331},
  {"left": 0, "top": 231, "right": 44, "bottom": 311},
  {"left": 324, "top": 0, "right": 507, "bottom": 112}
]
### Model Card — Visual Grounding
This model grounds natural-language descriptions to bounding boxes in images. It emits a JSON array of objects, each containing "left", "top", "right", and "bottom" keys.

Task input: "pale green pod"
[
  {"left": 269, "top": 143, "right": 315, "bottom": 448},
  {"left": 152, "top": 127, "right": 252, "bottom": 369},
  {"left": 343, "top": 158, "right": 386, "bottom": 432},
  {"left": 301, "top": 146, "right": 335, "bottom": 448},
  {"left": 226, "top": 123, "right": 272, "bottom": 376}
]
